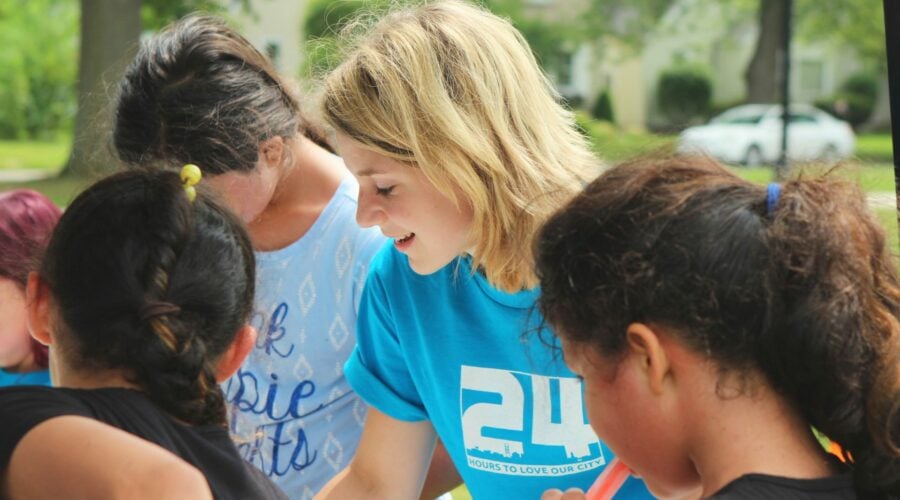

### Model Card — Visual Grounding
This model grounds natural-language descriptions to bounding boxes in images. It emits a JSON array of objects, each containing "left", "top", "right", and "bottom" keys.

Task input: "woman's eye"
[{"left": 375, "top": 185, "right": 395, "bottom": 196}]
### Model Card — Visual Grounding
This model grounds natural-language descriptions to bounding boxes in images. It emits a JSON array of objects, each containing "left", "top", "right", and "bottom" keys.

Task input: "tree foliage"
[
  {"left": 0, "top": 0, "right": 253, "bottom": 144},
  {"left": 300, "top": 0, "right": 577, "bottom": 83},
  {"left": 0, "top": 0, "right": 77, "bottom": 140},
  {"left": 582, "top": 0, "right": 672, "bottom": 52},
  {"left": 301, "top": 0, "right": 393, "bottom": 78},
  {"left": 141, "top": 0, "right": 251, "bottom": 30},
  {"left": 795, "top": 0, "right": 884, "bottom": 71},
  {"left": 482, "top": 0, "right": 579, "bottom": 77},
  {"left": 581, "top": 0, "right": 884, "bottom": 71}
]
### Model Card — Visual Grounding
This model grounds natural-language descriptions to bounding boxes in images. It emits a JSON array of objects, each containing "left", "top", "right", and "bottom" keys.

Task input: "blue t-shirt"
[
  {"left": 346, "top": 245, "right": 652, "bottom": 499},
  {"left": 222, "top": 178, "right": 386, "bottom": 498},
  {"left": 0, "top": 368, "right": 51, "bottom": 388}
]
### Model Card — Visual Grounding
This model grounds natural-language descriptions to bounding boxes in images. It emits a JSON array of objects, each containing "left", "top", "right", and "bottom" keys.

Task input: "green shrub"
[
  {"left": 815, "top": 72, "right": 878, "bottom": 128},
  {"left": 591, "top": 90, "right": 614, "bottom": 122},
  {"left": 656, "top": 64, "right": 712, "bottom": 127},
  {"left": 839, "top": 91, "right": 877, "bottom": 127},
  {"left": 843, "top": 72, "right": 879, "bottom": 100}
]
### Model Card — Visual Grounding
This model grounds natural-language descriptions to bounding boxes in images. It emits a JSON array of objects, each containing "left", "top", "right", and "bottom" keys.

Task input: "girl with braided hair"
[
  {"left": 536, "top": 155, "right": 900, "bottom": 499},
  {"left": 0, "top": 168, "right": 286, "bottom": 499}
]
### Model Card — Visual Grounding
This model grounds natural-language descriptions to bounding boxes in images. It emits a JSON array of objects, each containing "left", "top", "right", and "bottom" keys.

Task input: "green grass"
[
  {"left": 726, "top": 166, "right": 775, "bottom": 184},
  {"left": 850, "top": 162, "right": 897, "bottom": 192},
  {"left": 855, "top": 133, "right": 893, "bottom": 163},
  {"left": 875, "top": 208, "right": 900, "bottom": 256},
  {"left": 0, "top": 138, "right": 70, "bottom": 171},
  {"left": 722, "top": 163, "right": 899, "bottom": 251},
  {"left": 1, "top": 131, "right": 898, "bottom": 251},
  {"left": 723, "top": 162, "right": 897, "bottom": 192},
  {"left": 0, "top": 175, "right": 91, "bottom": 207},
  {"left": 576, "top": 115, "right": 677, "bottom": 163}
]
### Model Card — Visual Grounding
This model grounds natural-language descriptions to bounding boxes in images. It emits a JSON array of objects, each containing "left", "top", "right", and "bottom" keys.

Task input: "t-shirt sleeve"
[
  {"left": 0, "top": 387, "right": 90, "bottom": 470},
  {"left": 344, "top": 248, "right": 429, "bottom": 422}
]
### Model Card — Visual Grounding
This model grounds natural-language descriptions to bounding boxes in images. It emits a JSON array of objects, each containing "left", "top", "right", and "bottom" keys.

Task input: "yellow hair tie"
[{"left": 180, "top": 164, "right": 202, "bottom": 202}]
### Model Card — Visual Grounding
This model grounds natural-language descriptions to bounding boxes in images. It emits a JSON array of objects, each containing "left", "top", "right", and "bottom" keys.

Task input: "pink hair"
[{"left": 0, "top": 189, "right": 61, "bottom": 369}]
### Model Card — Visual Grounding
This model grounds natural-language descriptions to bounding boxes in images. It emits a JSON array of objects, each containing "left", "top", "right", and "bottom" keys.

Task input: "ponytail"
[
  {"left": 765, "top": 178, "right": 900, "bottom": 496},
  {"left": 129, "top": 208, "right": 227, "bottom": 427},
  {"left": 41, "top": 169, "right": 255, "bottom": 427},
  {"left": 114, "top": 14, "right": 332, "bottom": 176}
]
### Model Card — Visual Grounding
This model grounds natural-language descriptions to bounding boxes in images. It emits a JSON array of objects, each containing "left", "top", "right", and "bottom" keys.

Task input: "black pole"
[
  {"left": 777, "top": 0, "right": 792, "bottom": 179},
  {"left": 884, "top": 0, "right": 900, "bottom": 243}
]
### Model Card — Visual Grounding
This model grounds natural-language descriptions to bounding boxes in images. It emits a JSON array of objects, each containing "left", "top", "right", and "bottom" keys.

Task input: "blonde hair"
[{"left": 321, "top": 0, "right": 598, "bottom": 292}]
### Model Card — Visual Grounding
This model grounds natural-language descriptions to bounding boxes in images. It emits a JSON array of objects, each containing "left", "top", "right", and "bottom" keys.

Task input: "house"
[
  {"left": 228, "top": 0, "right": 309, "bottom": 77},
  {"left": 524, "top": 0, "right": 863, "bottom": 131},
  {"left": 229, "top": 0, "right": 863, "bottom": 131}
]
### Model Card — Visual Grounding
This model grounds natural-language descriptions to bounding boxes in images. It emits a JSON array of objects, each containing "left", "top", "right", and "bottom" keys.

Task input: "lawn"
[
  {"left": 572, "top": 118, "right": 899, "bottom": 250},
  {"left": 855, "top": 132, "right": 893, "bottom": 163},
  {"left": 0, "top": 174, "right": 91, "bottom": 207},
  {"left": 714, "top": 163, "right": 898, "bottom": 250},
  {"left": 1, "top": 132, "right": 898, "bottom": 250},
  {"left": 576, "top": 115, "right": 678, "bottom": 163},
  {"left": 724, "top": 162, "right": 897, "bottom": 193},
  {"left": 0, "top": 138, "right": 70, "bottom": 172},
  {"left": 875, "top": 208, "right": 900, "bottom": 254}
]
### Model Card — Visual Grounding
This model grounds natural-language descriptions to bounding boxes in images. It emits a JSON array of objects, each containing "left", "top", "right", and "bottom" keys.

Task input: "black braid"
[{"left": 41, "top": 169, "right": 255, "bottom": 427}]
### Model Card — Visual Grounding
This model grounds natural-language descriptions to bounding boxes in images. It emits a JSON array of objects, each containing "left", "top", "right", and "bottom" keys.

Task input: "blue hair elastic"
[{"left": 766, "top": 183, "right": 781, "bottom": 216}]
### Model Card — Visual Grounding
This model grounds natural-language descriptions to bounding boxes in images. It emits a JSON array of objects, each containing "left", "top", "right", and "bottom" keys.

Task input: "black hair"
[
  {"left": 535, "top": 155, "right": 900, "bottom": 498},
  {"left": 40, "top": 168, "right": 255, "bottom": 427},
  {"left": 114, "top": 14, "right": 331, "bottom": 174}
]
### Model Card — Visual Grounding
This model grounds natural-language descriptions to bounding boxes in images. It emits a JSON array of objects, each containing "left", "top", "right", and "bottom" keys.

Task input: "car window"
[
  {"left": 789, "top": 113, "right": 817, "bottom": 123},
  {"left": 712, "top": 114, "right": 764, "bottom": 125}
]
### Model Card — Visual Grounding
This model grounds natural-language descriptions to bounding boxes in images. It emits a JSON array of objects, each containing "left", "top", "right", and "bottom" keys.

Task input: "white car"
[{"left": 677, "top": 104, "right": 855, "bottom": 166}]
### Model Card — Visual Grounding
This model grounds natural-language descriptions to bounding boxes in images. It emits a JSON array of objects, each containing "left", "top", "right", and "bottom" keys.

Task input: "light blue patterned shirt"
[{"left": 222, "top": 178, "right": 386, "bottom": 498}]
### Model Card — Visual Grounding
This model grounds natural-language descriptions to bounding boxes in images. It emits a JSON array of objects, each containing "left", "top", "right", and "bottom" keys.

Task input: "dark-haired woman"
[
  {"left": 0, "top": 169, "right": 286, "bottom": 499},
  {"left": 537, "top": 156, "right": 900, "bottom": 499},
  {"left": 0, "top": 189, "right": 60, "bottom": 387},
  {"left": 112, "top": 15, "right": 393, "bottom": 496}
]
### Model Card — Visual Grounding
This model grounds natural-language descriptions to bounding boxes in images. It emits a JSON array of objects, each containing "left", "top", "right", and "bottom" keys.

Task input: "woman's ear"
[
  {"left": 624, "top": 323, "right": 672, "bottom": 395},
  {"left": 258, "top": 136, "right": 285, "bottom": 168},
  {"left": 215, "top": 325, "right": 257, "bottom": 382},
  {"left": 25, "top": 272, "right": 54, "bottom": 346}
]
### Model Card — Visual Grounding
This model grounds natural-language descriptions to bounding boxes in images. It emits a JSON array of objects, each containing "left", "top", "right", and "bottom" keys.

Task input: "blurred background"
[{"left": 0, "top": 0, "right": 895, "bottom": 248}]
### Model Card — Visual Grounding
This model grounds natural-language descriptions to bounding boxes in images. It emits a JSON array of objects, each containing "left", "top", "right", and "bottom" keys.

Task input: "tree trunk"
[
  {"left": 745, "top": 0, "right": 786, "bottom": 103},
  {"left": 61, "top": 0, "right": 141, "bottom": 178}
]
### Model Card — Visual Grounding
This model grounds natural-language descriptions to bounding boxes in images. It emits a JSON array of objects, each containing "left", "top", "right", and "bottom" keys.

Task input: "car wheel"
[{"left": 744, "top": 145, "right": 763, "bottom": 167}]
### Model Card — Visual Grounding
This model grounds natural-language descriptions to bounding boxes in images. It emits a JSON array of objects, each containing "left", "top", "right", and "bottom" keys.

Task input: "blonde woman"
[{"left": 316, "top": 2, "right": 652, "bottom": 498}]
